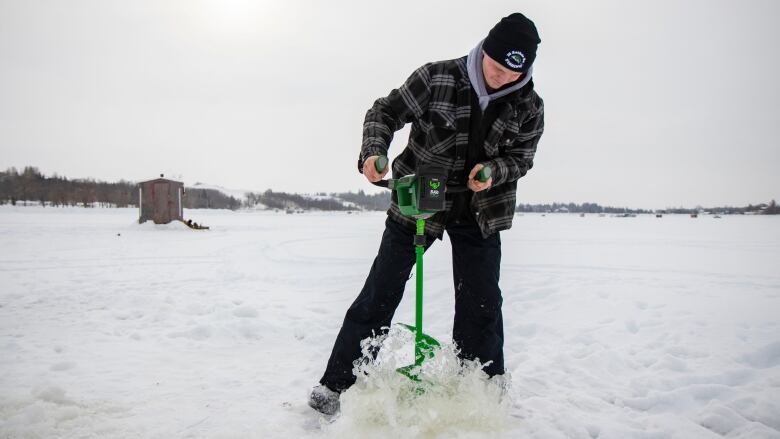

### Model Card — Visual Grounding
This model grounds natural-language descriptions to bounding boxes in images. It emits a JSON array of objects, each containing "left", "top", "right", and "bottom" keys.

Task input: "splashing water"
[{"left": 323, "top": 326, "right": 513, "bottom": 439}]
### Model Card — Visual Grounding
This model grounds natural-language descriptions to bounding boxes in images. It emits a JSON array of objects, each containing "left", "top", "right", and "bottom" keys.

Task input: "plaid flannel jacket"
[{"left": 358, "top": 56, "right": 545, "bottom": 238}]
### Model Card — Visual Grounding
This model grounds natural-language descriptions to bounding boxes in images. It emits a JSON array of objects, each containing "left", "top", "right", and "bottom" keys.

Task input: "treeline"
[
  {"left": 516, "top": 201, "right": 780, "bottom": 215},
  {"left": 0, "top": 166, "right": 136, "bottom": 207},
  {"left": 516, "top": 202, "right": 652, "bottom": 214},
  {"left": 0, "top": 167, "right": 240, "bottom": 209},
  {"left": 244, "top": 189, "right": 350, "bottom": 211},
  {"left": 662, "top": 201, "right": 779, "bottom": 215},
  {"left": 183, "top": 188, "right": 241, "bottom": 210},
  {"left": 243, "top": 189, "right": 390, "bottom": 211},
  {"left": 327, "top": 190, "right": 390, "bottom": 211}
]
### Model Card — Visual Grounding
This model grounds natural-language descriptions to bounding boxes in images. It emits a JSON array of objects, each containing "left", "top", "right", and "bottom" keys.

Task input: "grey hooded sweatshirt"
[{"left": 467, "top": 39, "right": 534, "bottom": 112}]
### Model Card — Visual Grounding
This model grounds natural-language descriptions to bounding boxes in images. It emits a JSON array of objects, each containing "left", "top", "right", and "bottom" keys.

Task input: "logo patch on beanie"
[{"left": 505, "top": 50, "right": 526, "bottom": 70}]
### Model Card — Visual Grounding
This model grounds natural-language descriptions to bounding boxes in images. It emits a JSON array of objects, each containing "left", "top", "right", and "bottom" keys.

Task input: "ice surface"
[{"left": 0, "top": 206, "right": 778, "bottom": 438}]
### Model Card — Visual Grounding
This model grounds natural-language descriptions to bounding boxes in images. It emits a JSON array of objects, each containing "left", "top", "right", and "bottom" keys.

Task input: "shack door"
[{"left": 154, "top": 182, "right": 167, "bottom": 223}]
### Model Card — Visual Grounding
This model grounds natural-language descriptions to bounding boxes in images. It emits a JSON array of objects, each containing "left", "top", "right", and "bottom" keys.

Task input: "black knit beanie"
[{"left": 482, "top": 13, "right": 541, "bottom": 73}]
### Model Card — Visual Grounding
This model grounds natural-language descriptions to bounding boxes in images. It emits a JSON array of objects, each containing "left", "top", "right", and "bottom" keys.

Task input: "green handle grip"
[
  {"left": 374, "top": 155, "right": 389, "bottom": 173},
  {"left": 476, "top": 166, "right": 492, "bottom": 182}
]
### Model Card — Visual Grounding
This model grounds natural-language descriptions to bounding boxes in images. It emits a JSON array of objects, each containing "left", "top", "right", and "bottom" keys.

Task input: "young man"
[{"left": 309, "top": 13, "right": 544, "bottom": 415}]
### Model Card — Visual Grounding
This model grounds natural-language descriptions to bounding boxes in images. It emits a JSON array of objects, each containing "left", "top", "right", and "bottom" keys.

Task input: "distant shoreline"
[{"left": 2, "top": 167, "right": 777, "bottom": 215}]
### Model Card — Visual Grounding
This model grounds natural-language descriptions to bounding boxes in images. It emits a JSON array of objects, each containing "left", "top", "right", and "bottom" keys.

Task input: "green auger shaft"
[{"left": 415, "top": 218, "right": 425, "bottom": 365}]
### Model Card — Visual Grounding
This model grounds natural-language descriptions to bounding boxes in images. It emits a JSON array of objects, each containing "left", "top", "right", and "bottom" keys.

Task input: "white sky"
[{"left": 1, "top": 0, "right": 778, "bottom": 209}]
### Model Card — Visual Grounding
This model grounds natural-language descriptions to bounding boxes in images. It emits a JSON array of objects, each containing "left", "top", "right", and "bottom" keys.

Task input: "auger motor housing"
[{"left": 391, "top": 165, "right": 448, "bottom": 219}]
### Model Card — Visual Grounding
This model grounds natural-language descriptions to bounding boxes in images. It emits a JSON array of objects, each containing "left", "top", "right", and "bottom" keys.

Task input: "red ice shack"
[{"left": 137, "top": 175, "right": 184, "bottom": 224}]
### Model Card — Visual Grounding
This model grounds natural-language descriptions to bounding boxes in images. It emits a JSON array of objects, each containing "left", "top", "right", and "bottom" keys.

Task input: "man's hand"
[
  {"left": 467, "top": 164, "right": 492, "bottom": 192},
  {"left": 362, "top": 156, "right": 388, "bottom": 183}
]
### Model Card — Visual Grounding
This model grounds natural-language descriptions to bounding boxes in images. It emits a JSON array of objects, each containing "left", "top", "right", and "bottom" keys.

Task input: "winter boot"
[{"left": 308, "top": 384, "right": 340, "bottom": 415}]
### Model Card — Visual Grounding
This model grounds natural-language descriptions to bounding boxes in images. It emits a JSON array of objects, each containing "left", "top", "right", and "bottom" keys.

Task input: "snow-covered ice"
[{"left": 1, "top": 206, "right": 779, "bottom": 438}]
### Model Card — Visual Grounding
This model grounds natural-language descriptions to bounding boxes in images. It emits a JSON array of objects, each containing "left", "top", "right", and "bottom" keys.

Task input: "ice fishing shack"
[{"left": 138, "top": 174, "right": 184, "bottom": 224}]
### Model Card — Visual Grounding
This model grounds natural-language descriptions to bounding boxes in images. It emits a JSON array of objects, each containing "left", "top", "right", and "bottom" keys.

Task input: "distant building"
[{"left": 138, "top": 175, "right": 184, "bottom": 224}]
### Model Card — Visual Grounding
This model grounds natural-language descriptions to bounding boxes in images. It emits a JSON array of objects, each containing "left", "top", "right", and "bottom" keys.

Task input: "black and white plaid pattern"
[{"left": 359, "top": 56, "right": 544, "bottom": 238}]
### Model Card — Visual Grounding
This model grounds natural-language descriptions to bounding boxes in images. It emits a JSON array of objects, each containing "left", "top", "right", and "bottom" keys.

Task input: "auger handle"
[
  {"left": 369, "top": 155, "right": 391, "bottom": 188},
  {"left": 475, "top": 166, "right": 491, "bottom": 183},
  {"left": 370, "top": 155, "right": 491, "bottom": 189},
  {"left": 374, "top": 155, "right": 389, "bottom": 173}
]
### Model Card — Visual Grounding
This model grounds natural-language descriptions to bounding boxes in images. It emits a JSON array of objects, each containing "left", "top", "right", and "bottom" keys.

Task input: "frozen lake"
[{"left": 1, "top": 206, "right": 778, "bottom": 438}]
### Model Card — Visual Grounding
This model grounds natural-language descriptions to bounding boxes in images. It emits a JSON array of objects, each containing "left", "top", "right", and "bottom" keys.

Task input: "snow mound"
[
  {"left": 325, "top": 327, "right": 510, "bottom": 439},
  {"left": 135, "top": 220, "right": 191, "bottom": 231}
]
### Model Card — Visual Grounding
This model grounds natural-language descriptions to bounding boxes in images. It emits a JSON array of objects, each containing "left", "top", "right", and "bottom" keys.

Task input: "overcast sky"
[{"left": 1, "top": 0, "right": 778, "bottom": 209}]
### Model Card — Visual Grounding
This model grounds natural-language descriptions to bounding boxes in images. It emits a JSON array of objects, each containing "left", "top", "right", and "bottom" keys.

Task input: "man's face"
[{"left": 482, "top": 52, "right": 523, "bottom": 90}]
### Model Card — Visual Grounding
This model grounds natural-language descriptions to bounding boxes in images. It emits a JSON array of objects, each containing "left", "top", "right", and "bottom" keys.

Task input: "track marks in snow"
[
  {"left": 113, "top": 310, "right": 144, "bottom": 321},
  {"left": 50, "top": 361, "right": 76, "bottom": 372},
  {"left": 517, "top": 286, "right": 558, "bottom": 302},
  {"left": 697, "top": 402, "right": 750, "bottom": 435},
  {"left": 0, "top": 386, "right": 132, "bottom": 438},
  {"left": 742, "top": 341, "right": 780, "bottom": 369},
  {"left": 168, "top": 325, "right": 213, "bottom": 340},
  {"left": 625, "top": 319, "right": 640, "bottom": 334},
  {"left": 620, "top": 384, "right": 736, "bottom": 412},
  {"left": 232, "top": 305, "right": 258, "bottom": 318}
]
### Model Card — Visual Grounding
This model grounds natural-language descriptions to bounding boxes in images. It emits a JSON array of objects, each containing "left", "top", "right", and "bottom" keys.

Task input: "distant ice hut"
[{"left": 138, "top": 174, "right": 184, "bottom": 224}]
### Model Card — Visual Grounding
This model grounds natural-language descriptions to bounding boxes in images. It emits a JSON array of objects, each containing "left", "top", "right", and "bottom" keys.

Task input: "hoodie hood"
[{"left": 467, "top": 39, "right": 533, "bottom": 111}]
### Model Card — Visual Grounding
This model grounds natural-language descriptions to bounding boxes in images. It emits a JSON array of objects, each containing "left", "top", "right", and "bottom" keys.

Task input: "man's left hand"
[{"left": 467, "top": 164, "right": 492, "bottom": 192}]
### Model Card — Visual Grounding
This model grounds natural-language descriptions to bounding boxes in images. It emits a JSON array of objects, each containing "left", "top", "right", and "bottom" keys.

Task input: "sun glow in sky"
[{"left": 192, "top": 0, "right": 282, "bottom": 38}]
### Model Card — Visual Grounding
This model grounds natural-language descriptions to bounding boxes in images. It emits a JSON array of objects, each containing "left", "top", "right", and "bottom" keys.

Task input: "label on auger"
[{"left": 418, "top": 171, "right": 447, "bottom": 212}]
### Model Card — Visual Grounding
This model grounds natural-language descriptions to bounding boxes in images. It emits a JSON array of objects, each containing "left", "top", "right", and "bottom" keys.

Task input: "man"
[{"left": 309, "top": 13, "right": 544, "bottom": 415}]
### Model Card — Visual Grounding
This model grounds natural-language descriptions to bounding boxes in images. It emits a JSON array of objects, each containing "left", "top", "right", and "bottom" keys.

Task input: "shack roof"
[{"left": 138, "top": 177, "right": 184, "bottom": 186}]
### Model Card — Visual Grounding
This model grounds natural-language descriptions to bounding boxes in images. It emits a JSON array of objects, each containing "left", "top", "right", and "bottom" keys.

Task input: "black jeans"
[{"left": 320, "top": 217, "right": 503, "bottom": 392}]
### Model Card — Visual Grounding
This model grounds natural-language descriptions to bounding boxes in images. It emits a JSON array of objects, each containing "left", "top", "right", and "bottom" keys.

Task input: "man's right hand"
[{"left": 362, "top": 156, "right": 388, "bottom": 183}]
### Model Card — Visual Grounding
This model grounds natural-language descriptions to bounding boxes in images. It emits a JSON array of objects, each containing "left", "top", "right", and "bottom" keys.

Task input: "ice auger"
[{"left": 370, "top": 155, "right": 491, "bottom": 381}]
